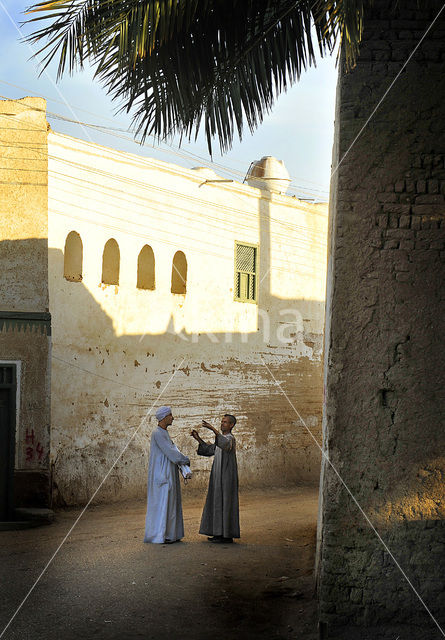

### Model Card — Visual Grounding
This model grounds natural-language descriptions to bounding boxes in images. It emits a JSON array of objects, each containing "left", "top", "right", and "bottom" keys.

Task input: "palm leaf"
[{"left": 24, "top": 0, "right": 367, "bottom": 152}]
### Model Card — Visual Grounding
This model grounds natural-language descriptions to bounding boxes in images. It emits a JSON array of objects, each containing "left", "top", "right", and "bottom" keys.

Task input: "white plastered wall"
[{"left": 48, "top": 131, "right": 328, "bottom": 504}]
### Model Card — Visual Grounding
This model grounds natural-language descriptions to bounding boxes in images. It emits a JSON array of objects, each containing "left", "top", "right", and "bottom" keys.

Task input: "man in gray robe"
[
  {"left": 191, "top": 415, "right": 240, "bottom": 543},
  {"left": 144, "top": 406, "right": 190, "bottom": 544}
]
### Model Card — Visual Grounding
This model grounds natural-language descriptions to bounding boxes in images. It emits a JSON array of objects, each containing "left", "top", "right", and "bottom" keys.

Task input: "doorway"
[{"left": 0, "top": 365, "right": 16, "bottom": 520}]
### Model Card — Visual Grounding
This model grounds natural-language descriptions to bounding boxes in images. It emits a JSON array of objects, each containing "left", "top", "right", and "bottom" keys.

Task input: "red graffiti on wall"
[
  {"left": 24, "top": 430, "right": 44, "bottom": 462},
  {"left": 36, "top": 442, "right": 44, "bottom": 460}
]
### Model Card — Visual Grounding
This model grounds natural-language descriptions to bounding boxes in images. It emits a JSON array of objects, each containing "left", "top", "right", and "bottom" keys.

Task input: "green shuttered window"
[{"left": 234, "top": 242, "right": 258, "bottom": 303}]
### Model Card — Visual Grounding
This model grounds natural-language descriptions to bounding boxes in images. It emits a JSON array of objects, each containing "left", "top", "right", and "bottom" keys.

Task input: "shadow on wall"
[
  {"left": 3, "top": 191, "right": 327, "bottom": 505},
  {"left": 0, "top": 237, "right": 52, "bottom": 510},
  {"left": 48, "top": 240, "right": 325, "bottom": 506}
]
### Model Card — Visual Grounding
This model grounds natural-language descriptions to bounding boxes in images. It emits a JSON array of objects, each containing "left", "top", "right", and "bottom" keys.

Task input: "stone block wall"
[{"left": 318, "top": 2, "right": 445, "bottom": 636}]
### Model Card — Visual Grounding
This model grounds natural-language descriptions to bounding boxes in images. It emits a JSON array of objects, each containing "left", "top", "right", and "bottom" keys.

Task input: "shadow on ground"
[{"left": 0, "top": 488, "right": 319, "bottom": 640}]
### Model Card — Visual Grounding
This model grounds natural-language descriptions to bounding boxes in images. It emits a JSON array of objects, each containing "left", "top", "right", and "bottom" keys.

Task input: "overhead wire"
[
  {"left": 6, "top": 86, "right": 330, "bottom": 198},
  {"left": 46, "top": 145, "right": 329, "bottom": 222},
  {"left": 51, "top": 354, "right": 153, "bottom": 394},
  {"left": 48, "top": 175, "right": 327, "bottom": 248},
  {"left": 0, "top": 113, "right": 329, "bottom": 241},
  {"left": 50, "top": 124, "right": 329, "bottom": 200},
  {"left": 47, "top": 157, "right": 328, "bottom": 245},
  {"left": 51, "top": 208, "right": 323, "bottom": 273},
  {"left": 0, "top": 107, "right": 329, "bottom": 205},
  {"left": 0, "top": 128, "right": 329, "bottom": 204},
  {"left": 0, "top": 79, "right": 330, "bottom": 191},
  {"left": 48, "top": 194, "right": 328, "bottom": 263},
  {"left": 0, "top": 152, "right": 328, "bottom": 251},
  {"left": 0, "top": 86, "right": 330, "bottom": 199},
  {"left": 0, "top": 93, "right": 328, "bottom": 270}
]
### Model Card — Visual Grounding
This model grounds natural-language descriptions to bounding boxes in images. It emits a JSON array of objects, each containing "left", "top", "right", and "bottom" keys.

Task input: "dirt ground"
[{"left": 0, "top": 487, "right": 320, "bottom": 640}]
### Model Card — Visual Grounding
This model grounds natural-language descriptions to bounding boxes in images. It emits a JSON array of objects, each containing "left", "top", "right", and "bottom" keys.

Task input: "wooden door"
[{"left": 0, "top": 366, "right": 16, "bottom": 520}]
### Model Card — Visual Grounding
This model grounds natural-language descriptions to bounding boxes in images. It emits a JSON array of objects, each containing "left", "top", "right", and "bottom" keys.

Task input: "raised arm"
[
  {"left": 202, "top": 420, "right": 219, "bottom": 436},
  {"left": 153, "top": 429, "right": 190, "bottom": 465},
  {"left": 190, "top": 429, "right": 207, "bottom": 446},
  {"left": 197, "top": 440, "right": 216, "bottom": 457},
  {"left": 191, "top": 426, "right": 216, "bottom": 456}
]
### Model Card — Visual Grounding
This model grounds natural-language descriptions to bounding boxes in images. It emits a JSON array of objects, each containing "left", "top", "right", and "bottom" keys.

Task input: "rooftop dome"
[{"left": 246, "top": 156, "right": 291, "bottom": 194}]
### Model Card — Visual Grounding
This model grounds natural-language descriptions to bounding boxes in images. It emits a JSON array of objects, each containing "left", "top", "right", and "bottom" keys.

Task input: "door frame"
[{"left": 0, "top": 362, "right": 17, "bottom": 519}]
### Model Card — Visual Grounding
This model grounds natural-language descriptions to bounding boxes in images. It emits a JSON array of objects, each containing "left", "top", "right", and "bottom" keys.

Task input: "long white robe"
[{"left": 144, "top": 426, "right": 190, "bottom": 544}]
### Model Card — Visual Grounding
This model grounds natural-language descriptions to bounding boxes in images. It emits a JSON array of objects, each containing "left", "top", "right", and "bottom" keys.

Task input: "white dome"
[{"left": 246, "top": 156, "right": 290, "bottom": 194}]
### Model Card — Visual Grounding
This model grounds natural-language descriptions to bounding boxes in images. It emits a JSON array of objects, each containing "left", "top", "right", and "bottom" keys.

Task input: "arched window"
[
  {"left": 101, "top": 238, "right": 120, "bottom": 285},
  {"left": 64, "top": 231, "right": 83, "bottom": 282},
  {"left": 137, "top": 245, "right": 155, "bottom": 290},
  {"left": 171, "top": 251, "right": 187, "bottom": 294}
]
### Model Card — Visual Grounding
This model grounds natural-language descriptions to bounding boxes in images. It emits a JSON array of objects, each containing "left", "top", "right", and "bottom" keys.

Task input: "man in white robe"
[{"left": 144, "top": 406, "right": 190, "bottom": 544}]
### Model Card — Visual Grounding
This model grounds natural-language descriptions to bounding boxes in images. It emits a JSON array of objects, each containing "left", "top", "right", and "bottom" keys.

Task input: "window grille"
[{"left": 234, "top": 242, "right": 258, "bottom": 302}]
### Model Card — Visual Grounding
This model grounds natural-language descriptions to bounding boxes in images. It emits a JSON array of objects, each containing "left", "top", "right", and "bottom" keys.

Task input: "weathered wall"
[
  {"left": 47, "top": 132, "right": 328, "bottom": 505},
  {"left": 319, "top": 2, "right": 445, "bottom": 636},
  {"left": 0, "top": 98, "right": 51, "bottom": 507}
]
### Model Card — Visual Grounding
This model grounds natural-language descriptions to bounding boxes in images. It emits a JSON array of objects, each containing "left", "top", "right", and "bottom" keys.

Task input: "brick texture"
[{"left": 318, "top": 1, "right": 445, "bottom": 636}]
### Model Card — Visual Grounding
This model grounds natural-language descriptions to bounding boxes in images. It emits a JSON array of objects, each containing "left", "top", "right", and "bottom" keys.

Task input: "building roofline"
[{"left": 48, "top": 130, "right": 328, "bottom": 214}]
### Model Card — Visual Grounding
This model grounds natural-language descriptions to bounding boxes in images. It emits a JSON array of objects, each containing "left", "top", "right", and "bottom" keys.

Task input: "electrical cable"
[
  {"left": 0, "top": 106, "right": 329, "bottom": 202},
  {"left": 47, "top": 173, "right": 328, "bottom": 250},
  {"left": 0, "top": 94, "right": 329, "bottom": 265},
  {"left": 51, "top": 207, "right": 323, "bottom": 273},
  {"left": 0, "top": 78, "right": 330, "bottom": 191},
  {"left": 47, "top": 151, "right": 329, "bottom": 236},
  {"left": 0, "top": 88, "right": 330, "bottom": 198}
]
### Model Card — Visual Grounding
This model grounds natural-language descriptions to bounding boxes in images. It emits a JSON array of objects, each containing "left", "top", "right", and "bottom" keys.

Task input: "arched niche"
[
  {"left": 137, "top": 245, "right": 155, "bottom": 290},
  {"left": 171, "top": 251, "right": 187, "bottom": 294},
  {"left": 102, "top": 238, "right": 120, "bottom": 285},
  {"left": 64, "top": 231, "right": 83, "bottom": 282}
]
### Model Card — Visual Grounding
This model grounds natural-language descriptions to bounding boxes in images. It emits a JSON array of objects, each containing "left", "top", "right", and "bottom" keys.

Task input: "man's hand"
[
  {"left": 190, "top": 429, "right": 200, "bottom": 441},
  {"left": 202, "top": 420, "right": 218, "bottom": 435}
]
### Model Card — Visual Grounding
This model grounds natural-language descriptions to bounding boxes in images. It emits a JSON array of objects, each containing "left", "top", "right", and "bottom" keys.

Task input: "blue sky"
[{"left": 0, "top": 1, "right": 338, "bottom": 200}]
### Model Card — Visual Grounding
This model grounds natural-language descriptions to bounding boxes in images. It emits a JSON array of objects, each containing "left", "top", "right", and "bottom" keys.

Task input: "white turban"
[{"left": 155, "top": 406, "right": 172, "bottom": 422}]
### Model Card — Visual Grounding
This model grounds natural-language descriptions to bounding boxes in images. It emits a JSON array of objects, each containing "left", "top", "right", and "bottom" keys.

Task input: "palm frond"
[
  {"left": 24, "top": 0, "right": 367, "bottom": 152},
  {"left": 323, "top": 0, "right": 366, "bottom": 69}
]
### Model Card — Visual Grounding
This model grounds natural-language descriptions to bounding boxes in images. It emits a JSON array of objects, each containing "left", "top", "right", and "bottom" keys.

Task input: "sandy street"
[{"left": 0, "top": 487, "right": 319, "bottom": 640}]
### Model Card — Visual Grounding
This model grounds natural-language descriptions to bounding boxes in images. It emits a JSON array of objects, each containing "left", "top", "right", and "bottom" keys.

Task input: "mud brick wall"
[
  {"left": 318, "top": 1, "right": 445, "bottom": 635},
  {"left": 0, "top": 97, "right": 52, "bottom": 507}
]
